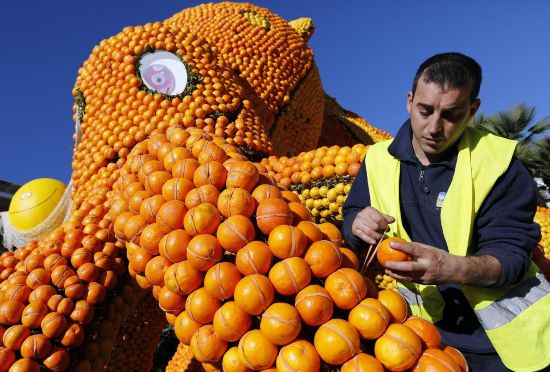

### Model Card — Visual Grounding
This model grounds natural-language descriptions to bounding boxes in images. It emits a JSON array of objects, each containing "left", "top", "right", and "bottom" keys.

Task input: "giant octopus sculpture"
[{"left": 0, "top": 2, "right": 508, "bottom": 371}]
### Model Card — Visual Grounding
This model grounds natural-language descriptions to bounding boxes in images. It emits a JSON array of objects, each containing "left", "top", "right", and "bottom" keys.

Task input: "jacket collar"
[{"left": 387, "top": 119, "right": 458, "bottom": 168}]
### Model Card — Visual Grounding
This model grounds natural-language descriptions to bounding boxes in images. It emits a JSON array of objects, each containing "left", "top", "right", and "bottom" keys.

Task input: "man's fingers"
[
  {"left": 384, "top": 260, "right": 422, "bottom": 272},
  {"left": 352, "top": 226, "right": 379, "bottom": 245}
]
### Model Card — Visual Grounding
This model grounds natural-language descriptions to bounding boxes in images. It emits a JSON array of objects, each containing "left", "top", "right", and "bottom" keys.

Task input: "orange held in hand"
[{"left": 376, "top": 237, "right": 412, "bottom": 268}]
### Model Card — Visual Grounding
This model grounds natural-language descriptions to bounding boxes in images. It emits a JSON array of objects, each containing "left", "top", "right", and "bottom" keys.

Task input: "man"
[{"left": 342, "top": 52, "right": 550, "bottom": 371}]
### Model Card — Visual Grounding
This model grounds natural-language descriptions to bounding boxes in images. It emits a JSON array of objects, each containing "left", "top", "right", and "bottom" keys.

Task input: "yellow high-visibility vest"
[{"left": 365, "top": 127, "right": 550, "bottom": 372}]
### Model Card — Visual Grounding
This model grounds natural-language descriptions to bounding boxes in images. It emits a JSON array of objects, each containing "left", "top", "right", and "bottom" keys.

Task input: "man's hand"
[
  {"left": 384, "top": 241, "right": 503, "bottom": 287},
  {"left": 351, "top": 207, "right": 395, "bottom": 245}
]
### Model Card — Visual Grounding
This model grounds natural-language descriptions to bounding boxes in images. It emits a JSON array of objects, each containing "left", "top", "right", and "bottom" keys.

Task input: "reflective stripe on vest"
[
  {"left": 397, "top": 285, "right": 421, "bottom": 306},
  {"left": 476, "top": 272, "right": 550, "bottom": 330}
]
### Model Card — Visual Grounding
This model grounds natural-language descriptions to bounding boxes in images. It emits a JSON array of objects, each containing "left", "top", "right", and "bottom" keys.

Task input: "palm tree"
[{"left": 469, "top": 103, "right": 550, "bottom": 205}]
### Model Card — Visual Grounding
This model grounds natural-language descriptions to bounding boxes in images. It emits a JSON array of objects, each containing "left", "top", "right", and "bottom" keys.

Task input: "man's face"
[{"left": 407, "top": 77, "right": 480, "bottom": 164}]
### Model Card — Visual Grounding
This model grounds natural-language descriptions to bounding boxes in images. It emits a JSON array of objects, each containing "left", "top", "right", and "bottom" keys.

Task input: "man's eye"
[{"left": 419, "top": 111, "right": 430, "bottom": 117}]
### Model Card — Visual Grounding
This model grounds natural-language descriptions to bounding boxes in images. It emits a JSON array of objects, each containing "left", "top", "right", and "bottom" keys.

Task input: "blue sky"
[{"left": 1, "top": 1, "right": 549, "bottom": 186}]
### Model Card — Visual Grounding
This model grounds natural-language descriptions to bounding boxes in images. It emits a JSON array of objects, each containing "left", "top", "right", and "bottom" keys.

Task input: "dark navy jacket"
[{"left": 342, "top": 121, "right": 541, "bottom": 353}]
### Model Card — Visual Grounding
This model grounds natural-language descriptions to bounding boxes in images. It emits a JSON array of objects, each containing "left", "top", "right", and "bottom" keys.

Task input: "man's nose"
[{"left": 427, "top": 114, "right": 443, "bottom": 135}]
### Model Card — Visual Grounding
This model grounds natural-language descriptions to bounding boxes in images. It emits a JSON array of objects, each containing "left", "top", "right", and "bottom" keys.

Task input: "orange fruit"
[
  {"left": 190, "top": 324, "right": 228, "bottom": 363},
  {"left": 341, "top": 353, "right": 384, "bottom": 372},
  {"left": 164, "top": 261, "right": 203, "bottom": 296},
  {"left": 256, "top": 198, "right": 293, "bottom": 235},
  {"left": 281, "top": 190, "right": 300, "bottom": 203},
  {"left": 443, "top": 346, "right": 469, "bottom": 372},
  {"left": 204, "top": 262, "right": 242, "bottom": 300},
  {"left": 314, "top": 318, "right": 360, "bottom": 365},
  {"left": 267, "top": 225, "right": 307, "bottom": 259},
  {"left": 159, "top": 229, "right": 191, "bottom": 263},
  {"left": 140, "top": 223, "right": 167, "bottom": 255},
  {"left": 216, "top": 215, "right": 256, "bottom": 253},
  {"left": 340, "top": 247, "right": 360, "bottom": 270},
  {"left": 233, "top": 274, "right": 274, "bottom": 315},
  {"left": 185, "top": 287, "right": 221, "bottom": 324},
  {"left": 276, "top": 339, "right": 320, "bottom": 372},
  {"left": 213, "top": 301, "right": 252, "bottom": 342},
  {"left": 296, "top": 221, "right": 323, "bottom": 245},
  {"left": 139, "top": 195, "right": 165, "bottom": 224},
  {"left": 303, "top": 240, "right": 343, "bottom": 278},
  {"left": 183, "top": 203, "right": 222, "bottom": 236},
  {"left": 156, "top": 200, "right": 188, "bottom": 232},
  {"left": 374, "top": 323, "right": 422, "bottom": 371},
  {"left": 260, "top": 303, "right": 301, "bottom": 345},
  {"left": 226, "top": 161, "right": 260, "bottom": 192},
  {"left": 294, "top": 285, "right": 333, "bottom": 326},
  {"left": 317, "top": 222, "right": 342, "bottom": 246},
  {"left": 251, "top": 184, "right": 283, "bottom": 206},
  {"left": 268, "top": 257, "right": 311, "bottom": 296},
  {"left": 287, "top": 202, "right": 312, "bottom": 224},
  {"left": 348, "top": 298, "right": 390, "bottom": 340},
  {"left": 185, "top": 184, "right": 220, "bottom": 209},
  {"left": 217, "top": 188, "right": 256, "bottom": 219},
  {"left": 238, "top": 330, "right": 278, "bottom": 370},
  {"left": 172, "top": 158, "right": 200, "bottom": 180},
  {"left": 235, "top": 241, "right": 273, "bottom": 275},
  {"left": 377, "top": 289, "right": 409, "bottom": 324},
  {"left": 144, "top": 255, "right": 171, "bottom": 286},
  {"left": 187, "top": 234, "right": 223, "bottom": 271},
  {"left": 174, "top": 310, "right": 201, "bottom": 345},
  {"left": 193, "top": 161, "right": 228, "bottom": 190},
  {"left": 158, "top": 286, "right": 186, "bottom": 315},
  {"left": 324, "top": 268, "right": 368, "bottom": 310},
  {"left": 404, "top": 316, "right": 441, "bottom": 349},
  {"left": 414, "top": 348, "right": 462, "bottom": 372},
  {"left": 222, "top": 346, "right": 252, "bottom": 372},
  {"left": 161, "top": 177, "right": 195, "bottom": 202},
  {"left": 376, "top": 237, "right": 412, "bottom": 268}
]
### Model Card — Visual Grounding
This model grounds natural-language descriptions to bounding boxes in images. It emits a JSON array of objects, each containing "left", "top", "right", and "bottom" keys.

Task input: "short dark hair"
[{"left": 412, "top": 52, "right": 482, "bottom": 102}]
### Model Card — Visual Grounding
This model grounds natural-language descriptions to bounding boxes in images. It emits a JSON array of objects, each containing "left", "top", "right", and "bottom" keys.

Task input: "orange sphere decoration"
[
  {"left": 222, "top": 346, "right": 250, "bottom": 372},
  {"left": 185, "top": 185, "right": 220, "bottom": 209},
  {"left": 0, "top": 347, "right": 16, "bottom": 371},
  {"left": 260, "top": 302, "right": 301, "bottom": 345},
  {"left": 376, "top": 237, "right": 412, "bottom": 268},
  {"left": 414, "top": 348, "right": 462, "bottom": 372},
  {"left": 172, "top": 158, "right": 200, "bottom": 180},
  {"left": 21, "top": 302, "right": 48, "bottom": 329},
  {"left": 3, "top": 324, "right": 31, "bottom": 351},
  {"left": 269, "top": 257, "right": 311, "bottom": 296},
  {"left": 348, "top": 298, "right": 390, "bottom": 340},
  {"left": 403, "top": 316, "right": 441, "bottom": 349},
  {"left": 159, "top": 229, "right": 191, "bottom": 263},
  {"left": 238, "top": 330, "right": 278, "bottom": 370},
  {"left": 184, "top": 203, "right": 222, "bottom": 236},
  {"left": 251, "top": 184, "right": 283, "bottom": 206},
  {"left": 204, "top": 262, "right": 242, "bottom": 300},
  {"left": 8, "top": 358, "right": 41, "bottom": 372},
  {"left": 162, "top": 177, "right": 195, "bottom": 202},
  {"left": 193, "top": 161, "right": 228, "bottom": 190},
  {"left": 213, "top": 301, "right": 252, "bottom": 342},
  {"left": 317, "top": 222, "right": 342, "bottom": 246},
  {"left": 216, "top": 215, "right": 256, "bottom": 253},
  {"left": 314, "top": 318, "right": 360, "bottom": 365},
  {"left": 158, "top": 286, "right": 187, "bottom": 315},
  {"left": 185, "top": 287, "right": 221, "bottom": 324},
  {"left": 276, "top": 339, "right": 320, "bottom": 372},
  {"left": 443, "top": 346, "right": 469, "bottom": 372},
  {"left": 145, "top": 170, "right": 172, "bottom": 196},
  {"left": 217, "top": 187, "right": 256, "bottom": 219},
  {"left": 304, "top": 240, "right": 343, "bottom": 278},
  {"left": 174, "top": 310, "right": 202, "bottom": 345},
  {"left": 288, "top": 202, "right": 312, "bottom": 223},
  {"left": 226, "top": 161, "right": 260, "bottom": 192},
  {"left": 295, "top": 284, "right": 333, "bottom": 327},
  {"left": 256, "top": 198, "right": 293, "bottom": 235},
  {"left": 0, "top": 300, "right": 25, "bottom": 325},
  {"left": 233, "top": 274, "right": 275, "bottom": 315},
  {"left": 156, "top": 200, "right": 188, "bottom": 231},
  {"left": 140, "top": 223, "right": 168, "bottom": 255},
  {"left": 187, "top": 234, "right": 223, "bottom": 271},
  {"left": 190, "top": 324, "right": 228, "bottom": 363},
  {"left": 145, "top": 255, "right": 172, "bottom": 286},
  {"left": 375, "top": 323, "right": 422, "bottom": 372},
  {"left": 340, "top": 247, "right": 360, "bottom": 270},
  {"left": 164, "top": 261, "right": 203, "bottom": 296},
  {"left": 267, "top": 225, "right": 307, "bottom": 259},
  {"left": 296, "top": 221, "right": 323, "bottom": 245},
  {"left": 324, "top": 268, "right": 368, "bottom": 310},
  {"left": 377, "top": 289, "right": 409, "bottom": 324},
  {"left": 235, "top": 241, "right": 273, "bottom": 275},
  {"left": 341, "top": 353, "right": 384, "bottom": 372}
]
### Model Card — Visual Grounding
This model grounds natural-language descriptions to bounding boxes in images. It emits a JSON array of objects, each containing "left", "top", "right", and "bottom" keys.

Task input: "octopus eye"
[{"left": 138, "top": 50, "right": 189, "bottom": 96}]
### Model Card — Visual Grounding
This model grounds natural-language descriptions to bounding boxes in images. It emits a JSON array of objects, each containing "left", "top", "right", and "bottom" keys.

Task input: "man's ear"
[
  {"left": 469, "top": 98, "right": 481, "bottom": 117},
  {"left": 407, "top": 91, "right": 414, "bottom": 114}
]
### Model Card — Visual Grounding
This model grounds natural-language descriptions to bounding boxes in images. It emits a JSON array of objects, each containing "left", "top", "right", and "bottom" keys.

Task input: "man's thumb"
[{"left": 382, "top": 213, "right": 396, "bottom": 224}]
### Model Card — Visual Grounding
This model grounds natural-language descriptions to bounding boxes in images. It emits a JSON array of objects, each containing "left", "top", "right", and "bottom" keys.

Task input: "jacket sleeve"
[
  {"left": 342, "top": 163, "right": 372, "bottom": 252},
  {"left": 473, "top": 157, "right": 542, "bottom": 287}
]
